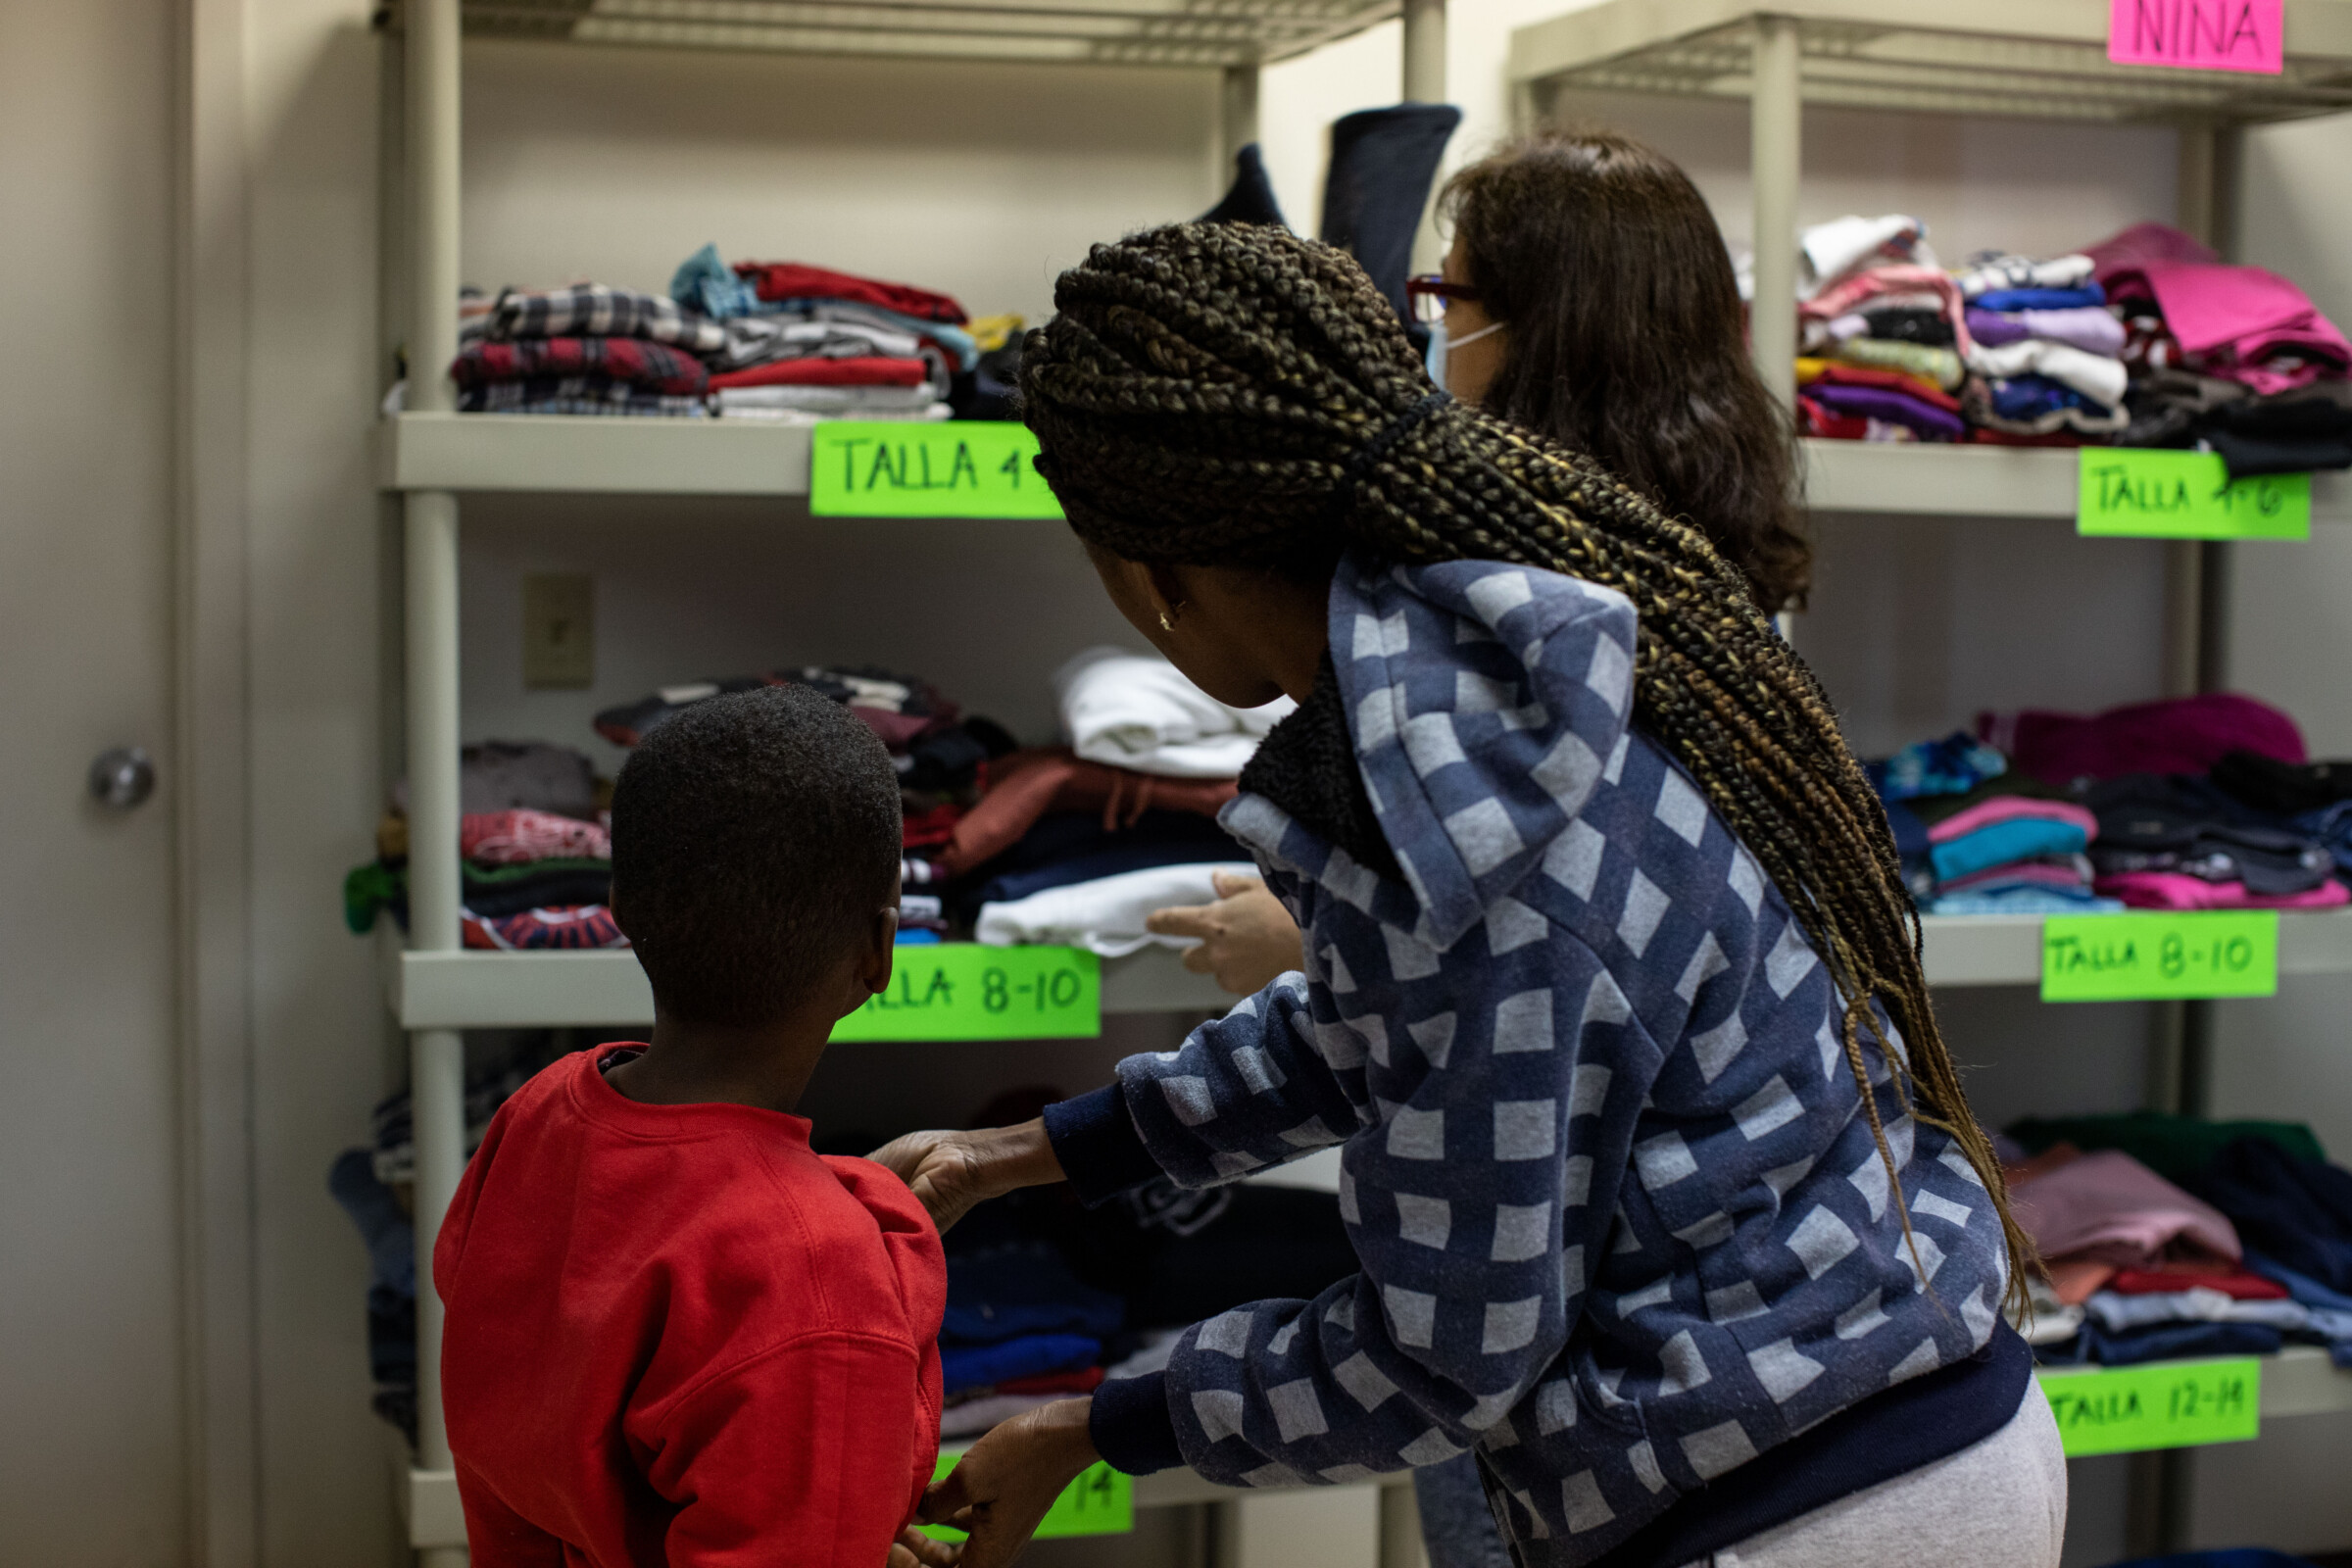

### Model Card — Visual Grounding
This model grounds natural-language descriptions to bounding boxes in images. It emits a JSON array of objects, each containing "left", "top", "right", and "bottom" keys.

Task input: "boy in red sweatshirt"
[{"left": 435, "top": 684, "right": 950, "bottom": 1567}]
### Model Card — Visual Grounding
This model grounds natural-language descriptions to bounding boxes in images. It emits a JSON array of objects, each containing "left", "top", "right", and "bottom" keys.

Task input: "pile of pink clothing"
[{"left": 2091, "top": 221, "right": 2351, "bottom": 396}]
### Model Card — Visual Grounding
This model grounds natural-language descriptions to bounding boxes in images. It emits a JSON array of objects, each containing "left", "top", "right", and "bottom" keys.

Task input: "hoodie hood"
[{"left": 1224, "top": 554, "right": 1638, "bottom": 951}]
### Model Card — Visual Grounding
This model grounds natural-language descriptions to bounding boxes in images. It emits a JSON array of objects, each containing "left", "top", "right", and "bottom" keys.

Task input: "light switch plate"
[{"left": 522, "top": 572, "right": 594, "bottom": 690}]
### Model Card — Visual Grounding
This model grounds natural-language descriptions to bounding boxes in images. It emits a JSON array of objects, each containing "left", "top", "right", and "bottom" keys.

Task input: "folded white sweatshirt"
[
  {"left": 1964, "top": 338, "right": 2129, "bottom": 409},
  {"left": 1054, "top": 646, "right": 1296, "bottom": 779},
  {"left": 975, "top": 861, "right": 1260, "bottom": 956}
]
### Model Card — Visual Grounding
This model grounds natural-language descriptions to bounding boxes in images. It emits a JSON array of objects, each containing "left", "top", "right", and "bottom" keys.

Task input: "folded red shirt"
[
  {"left": 448, "top": 338, "right": 709, "bottom": 396},
  {"left": 2107, "top": 1267, "right": 2291, "bottom": 1299},
  {"left": 994, "top": 1366, "right": 1107, "bottom": 1397},
  {"left": 733, "top": 262, "right": 967, "bottom": 324},
  {"left": 708, "top": 356, "right": 933, "bottom": 391}
]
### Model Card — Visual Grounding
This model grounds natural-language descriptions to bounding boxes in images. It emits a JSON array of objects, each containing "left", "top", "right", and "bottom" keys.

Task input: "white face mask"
[{"left": 1424, "top": 317, "right": 1504, "bottom": 390}]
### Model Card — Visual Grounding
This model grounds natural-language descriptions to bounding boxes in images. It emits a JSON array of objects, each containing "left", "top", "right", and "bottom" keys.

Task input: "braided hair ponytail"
[{"left": 1022, "top": 221, "right": 2030, "bottom": 1306}]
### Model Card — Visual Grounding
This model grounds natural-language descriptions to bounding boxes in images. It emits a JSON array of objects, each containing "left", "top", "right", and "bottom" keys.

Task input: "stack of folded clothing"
[
  {"left": 938, "top": 1243, "right": 1124, "bottom": 1439},
  {"left": 966, "top": 649, "right": 1292, "bottom": 955},
  {"left": 1868, "top": 731, "right": 2118, "bottom": 914},
  {"left": 2095, "top": 222, "right": 2352, "bottom": 477},
  {"left": 448, "top": 283, "right": 717, "bottom": 416},
  {"left": 1953, "top": 250, "right": 2129, "bottom": 443},
  {"left": 1977, "top": 693, "right": 2347, "bottom": 910},
  {"left": 330, "top": 1033, "right": 573, "bottom": 1442},
  {"left": 593, "top": 665, "right": 1015, "bottom": 943},
  {"left": 1792, "top": 215, "right": 1972, "bottom": 443},
  {"left": 2000, "top": 1113, "right": 2352, "bottom": 1368},
  {"left": 2212, "top": 750, "right": 2352, "bottom": 877},
  {"left": 345, "top": 741, "right": 630, "bottom": 951},
  {"left": 670, "top": 244, "right": 966, "bottom": 420}
]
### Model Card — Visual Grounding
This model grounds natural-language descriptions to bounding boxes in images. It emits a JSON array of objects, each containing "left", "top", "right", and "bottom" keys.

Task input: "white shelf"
[
  {"left": 379, "top": 910, "right": 2352, "bottom": 1028},
  {"left": 401, "top": 1348, "right": 2352, "bottom": 1544},
  {"left": 1509, "top": 0, "right": 2352, "bottom": 123},
  {"left": 380, "top": 931, "right": 1227, "bottom": 1029},
  {"left": 378, "top": 412, "right": 814, "bottom": 495},
  {"left": 379, "top": 416, "right": 2352, "bottom": 519},
  {"left": 1805, "top": 442, "right": 2352, "bottom": 522},
  {"left": 389, "top": 0, "right": 1404, "bottom": 70}
]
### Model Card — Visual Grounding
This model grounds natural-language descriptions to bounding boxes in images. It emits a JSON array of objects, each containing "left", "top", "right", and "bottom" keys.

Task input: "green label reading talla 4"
[
  {"left": 2040, "top": 910, "right": 2279, "bottom": 1003},
  {"left": 808, "top": 421, "right": 1064, "bottom": 519},
  {"left": 922, "top": 1456, "right": 1133, "bottom": 1541},
  {"left": 2037, "top": 1357, "right": 2262, "bottom": 1457},
  {"left": 828, "top": 943, "right": 1101, "bottom": 1042},
  {"left": 2078, "top": 449, "right": 2310, "bottom": 540}
]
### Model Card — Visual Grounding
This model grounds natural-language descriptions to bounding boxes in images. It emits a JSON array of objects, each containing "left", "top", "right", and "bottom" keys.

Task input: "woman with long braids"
[{"left": 877, "top": 221, "right": 2062, "bottom": 1568}]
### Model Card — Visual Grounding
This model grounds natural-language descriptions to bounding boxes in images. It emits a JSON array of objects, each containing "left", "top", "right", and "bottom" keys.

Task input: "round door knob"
[{"left": 89, "top": 747, "right": 157, "bottom": 810}]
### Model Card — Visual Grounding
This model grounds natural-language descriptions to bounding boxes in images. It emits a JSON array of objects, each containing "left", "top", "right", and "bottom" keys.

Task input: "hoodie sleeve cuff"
[
  {"left": 1042, "top": 1083, "right": 1163, "bottom": 1206},
  {"left": 1090, "top": 1373, "right": 1184, "bottom": 1476}
]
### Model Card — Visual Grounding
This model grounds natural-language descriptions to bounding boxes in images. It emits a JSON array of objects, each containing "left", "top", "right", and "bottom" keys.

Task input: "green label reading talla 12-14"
[
  {"left": 2037, "top": 1357, "right": 2262, "bottom": 1457},
  {"left": 827, "top": 943, "right": 1100, "bottom": 1043},
  {"left": 2039, "top": 910, "right": 2280, "bottom": 1003},
  {"left": 808, "top": 421, "right": 1064, "bottom": 519},
  {"left": 2077, "top": 448, "right": 2310, "bottom": 540}
]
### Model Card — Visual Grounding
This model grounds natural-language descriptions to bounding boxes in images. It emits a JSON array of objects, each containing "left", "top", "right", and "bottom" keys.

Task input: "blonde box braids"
[{"left": 1022, "top": 221, "right": 2030, "bottom": 1307}]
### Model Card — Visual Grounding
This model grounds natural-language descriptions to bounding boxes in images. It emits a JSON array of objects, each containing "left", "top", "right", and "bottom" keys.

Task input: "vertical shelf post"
[
  {"left": 1220, "top": 63, "right": 1260, "bottom": 172},
  {"left": 403, "top": 0, "right": 466, "bottom": 1559},
  {"left": 1748, "top": 15, "right": 1801, "bottom": 414},
  {"left": 1401, "top": 0, "right": 1446, "bottom": 103}
]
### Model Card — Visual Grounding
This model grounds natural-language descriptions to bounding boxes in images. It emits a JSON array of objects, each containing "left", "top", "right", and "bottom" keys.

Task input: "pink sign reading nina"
[{"left": 2108, "top": 0, "right": 2284, "bottom": 74}]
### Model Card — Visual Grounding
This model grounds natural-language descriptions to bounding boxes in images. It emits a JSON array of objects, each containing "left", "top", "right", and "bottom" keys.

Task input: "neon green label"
[
  {"left": 921, "top": 1456, "right": 1134, "bottom": 1541},
  {"left": 829, "top": 944, "right": 1100, "bottom": 1042},
  {"left": 2037, "top": 1357, "right": 2262, "bottom": 1456},
  {"left": 808, "top": 421, "right": 1063, "bottom": 518},
  {"left": 2078, "top": 449, "right": 2309, "bottom": 539},
  {"left": 2040, "top": 910, "right": 2279, "bottom": 1002}
]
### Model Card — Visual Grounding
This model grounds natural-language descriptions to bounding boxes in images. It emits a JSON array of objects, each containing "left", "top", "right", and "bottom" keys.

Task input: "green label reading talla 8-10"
[
  {"left": 2037, "top": 1357, "right": 2262, "bottom": 1457},
  {"left": 2040, "top": 910, "right": 2279, "bottom": 1003},
  {"left": 808, "top": 421, "right": 1064, "bottom": 519},
  {"left": 828, "top": 943, "right": 1101, "bottom": 1043}
]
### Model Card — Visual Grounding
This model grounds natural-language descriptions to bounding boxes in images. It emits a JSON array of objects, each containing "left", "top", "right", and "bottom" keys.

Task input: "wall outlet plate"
[{"left": 522, "top": 572, "right": 594, "bottom": 690}]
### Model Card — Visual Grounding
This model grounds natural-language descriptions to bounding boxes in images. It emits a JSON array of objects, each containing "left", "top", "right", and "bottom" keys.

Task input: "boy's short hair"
[{"left": 612, "top": 683, "right": 901, "bottom": 1026}]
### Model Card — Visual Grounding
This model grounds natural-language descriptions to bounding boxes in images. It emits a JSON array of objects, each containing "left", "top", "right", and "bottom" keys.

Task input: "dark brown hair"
[
  {"left": 1442, "top": 127, "right": 1811, "bottom": 612},
  {"left": 1020, "top": 222, "right": 2027, "bottom": 1306}
]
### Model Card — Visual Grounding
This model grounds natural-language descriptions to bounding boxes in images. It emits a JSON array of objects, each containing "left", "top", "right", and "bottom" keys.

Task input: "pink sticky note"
[{"left": 2108, "top": 0, "right": 2284, "bottom": 74}]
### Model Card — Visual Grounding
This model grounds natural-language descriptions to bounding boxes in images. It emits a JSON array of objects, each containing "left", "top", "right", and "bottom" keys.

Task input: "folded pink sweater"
[{"left": 2010, "top": 1149, "right": 2239, "bottom": 1267}]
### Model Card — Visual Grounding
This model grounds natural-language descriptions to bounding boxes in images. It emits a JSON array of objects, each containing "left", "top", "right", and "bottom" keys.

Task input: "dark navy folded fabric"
[
  {"left": 958, "top": 808, "right": 1242, "bottom": 910},
  {"left": 941, "top": 1333, "right": 1101, "bottom": 1395},
  {"left": 943, "top": 1243, "right": 1126, "bottom": 1345},
  {"left": 2193, "top": 1136, "right": 2352, "bottom": 1295},
  {"left": 2039, "top": 1317, "right": 2282, "bottom": 1365}
]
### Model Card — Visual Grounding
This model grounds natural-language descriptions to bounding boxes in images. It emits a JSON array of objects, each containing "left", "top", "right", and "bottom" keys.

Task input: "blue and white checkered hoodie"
[{"left": 1089, "top": 556, "right": 2006, "bottom": 1559}]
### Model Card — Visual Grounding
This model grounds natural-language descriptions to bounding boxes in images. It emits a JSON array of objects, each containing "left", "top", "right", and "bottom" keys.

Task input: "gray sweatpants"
[
  {"left": 1416, "top": 1380, "right": 2068, "bottom": 1568},
  {"left": 1692, "top": 1380, "right": 2068, "bottom": 1568}
]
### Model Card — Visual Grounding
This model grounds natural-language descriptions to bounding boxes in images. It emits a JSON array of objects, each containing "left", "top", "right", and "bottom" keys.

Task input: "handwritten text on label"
[
  {"left": 2078, "top": 449, "right": 2310, "bottom": 540},
  {"left": 809, "top": 421, "right": 1064, "bottom": 519},
  {"left": 2040, "top": 911, "right": 2280, "bottom": 1003},
  {"left": 2037, "top": 1357, "right": 2262, "bottom": 1456},
  {"left": 2108, "top": 0, "right": 2283, "bottom": 74},
  {"left": 829, "top": 944, "right": 1101, "bottom": 1042}
]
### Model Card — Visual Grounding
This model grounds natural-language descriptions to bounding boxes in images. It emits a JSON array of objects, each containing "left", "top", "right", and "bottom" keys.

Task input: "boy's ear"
[{"left": 841, "top": 906, "right": 897, "bottom": 1020}]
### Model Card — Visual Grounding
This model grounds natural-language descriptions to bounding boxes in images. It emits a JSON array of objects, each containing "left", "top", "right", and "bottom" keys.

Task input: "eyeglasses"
[{"left": 1405, "top": 273, "right": 1483, "bottom": 325}]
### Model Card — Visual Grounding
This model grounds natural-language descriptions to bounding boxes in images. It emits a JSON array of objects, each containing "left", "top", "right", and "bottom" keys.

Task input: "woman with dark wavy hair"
[
  {"left": 1152, "top": 127, "right": 1814, "bottom": 1054},
  {"left": 877, "top": 219, "right": 2058, "bottom": 1568}
]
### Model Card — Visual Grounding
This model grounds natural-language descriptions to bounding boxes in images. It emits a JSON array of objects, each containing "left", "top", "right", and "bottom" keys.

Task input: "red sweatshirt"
[{"left": 435, "top": 1048, "right": 946, "bottom": 1567}]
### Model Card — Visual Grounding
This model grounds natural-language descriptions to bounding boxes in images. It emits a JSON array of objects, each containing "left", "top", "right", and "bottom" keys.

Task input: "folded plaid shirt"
[
  {"left": 450, "top": 339, "right": 710, "bottom": 396},
  {"left": 457, "top": 377, "right": 706, "bottom": 417},
  {"left": 467, "top": 284, "right": 726, "bottom": 355}
]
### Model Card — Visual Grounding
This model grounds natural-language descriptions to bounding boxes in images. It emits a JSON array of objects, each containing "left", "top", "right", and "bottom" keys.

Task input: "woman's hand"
[
  {"left": 921, "top": 1398, "right": 1101, "bottom": 1568},
  {"left": 889, "top": 1526, "right": 962, "bottom": 1568},
  {"left": 867, "top": 1118, "right": 1067, "bottom": 1235},
  {"left": 1144, "top": 872, "right": 1304, "bottom": 996}
]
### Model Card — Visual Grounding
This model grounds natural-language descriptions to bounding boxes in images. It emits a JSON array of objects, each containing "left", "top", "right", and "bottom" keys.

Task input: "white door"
[{"left": 0, "top": 0, "right": 192, "bottom": 1557}]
